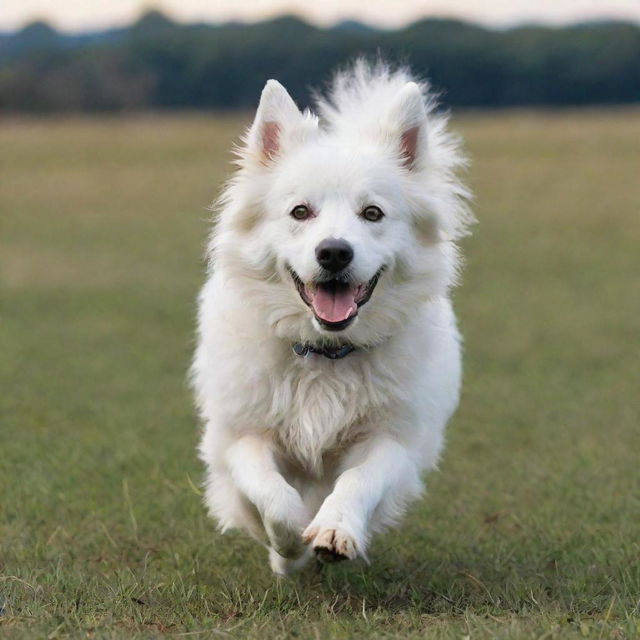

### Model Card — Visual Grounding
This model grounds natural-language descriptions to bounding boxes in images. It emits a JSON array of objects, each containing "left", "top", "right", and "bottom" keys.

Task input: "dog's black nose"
[{"left": 315, "top": 238, "right": 354, "bottom": 272}]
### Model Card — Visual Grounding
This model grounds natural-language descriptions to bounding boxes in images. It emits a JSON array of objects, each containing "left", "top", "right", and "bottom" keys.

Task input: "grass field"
[{"left": 1, "top": 110, "right": 639, "bottom": 639}]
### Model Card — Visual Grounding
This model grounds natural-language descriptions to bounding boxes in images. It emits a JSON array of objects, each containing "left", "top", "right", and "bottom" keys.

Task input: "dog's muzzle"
[{"left": 288, "top": 266, "right": 385, "bottom": 332}]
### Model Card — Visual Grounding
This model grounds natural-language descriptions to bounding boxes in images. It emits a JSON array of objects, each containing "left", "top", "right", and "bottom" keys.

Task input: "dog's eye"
[
  {"left": 290, "top": 205, "right": 312, "bottom": 221},
  {"left": 361, "top": 205, "right": 384, "bottom": 222}
]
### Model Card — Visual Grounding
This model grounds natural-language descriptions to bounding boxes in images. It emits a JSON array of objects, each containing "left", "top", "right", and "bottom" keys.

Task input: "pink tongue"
[{"left": 309, "top": 285, "right": 357, "bottom": 323}]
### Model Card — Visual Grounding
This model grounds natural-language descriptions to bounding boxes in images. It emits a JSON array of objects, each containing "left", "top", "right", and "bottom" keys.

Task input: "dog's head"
[{"left": 213, "top": 64, "right": 472, "bottom": 344}]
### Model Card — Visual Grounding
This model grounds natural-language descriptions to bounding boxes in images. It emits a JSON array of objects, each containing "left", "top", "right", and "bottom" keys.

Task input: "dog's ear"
[
  {"left": 247, "top": 80, "right": 306, "bottom": 164},
  {"left": 387, "top": 82, "right": 426, "bottom": 170}
]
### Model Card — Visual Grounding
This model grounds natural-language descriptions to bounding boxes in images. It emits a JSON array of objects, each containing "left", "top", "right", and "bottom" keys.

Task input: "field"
[{"left": 1, "top": 110, "right": 639, "bottom": 639}]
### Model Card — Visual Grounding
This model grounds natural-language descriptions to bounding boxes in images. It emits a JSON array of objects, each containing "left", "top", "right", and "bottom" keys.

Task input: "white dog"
[{"left": 192, "top": 61, "right": 473, "bottom": 575}]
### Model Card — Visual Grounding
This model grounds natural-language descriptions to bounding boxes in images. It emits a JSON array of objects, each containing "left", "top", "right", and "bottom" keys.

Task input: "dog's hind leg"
[
  {"left": 226, "top": 434, "right": 310, "bottom": 564},
  {"left": 303, "top": 436, "right": 422, "bottom": 562}
]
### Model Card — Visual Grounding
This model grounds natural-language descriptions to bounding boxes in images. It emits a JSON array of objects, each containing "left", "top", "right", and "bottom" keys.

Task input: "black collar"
[{"left": 292, "top": 342, "right": 356, "bottom": 359}]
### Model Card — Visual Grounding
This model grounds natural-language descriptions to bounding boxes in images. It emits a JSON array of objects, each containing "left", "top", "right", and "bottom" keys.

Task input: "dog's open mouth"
[{"left": 289, "top": 268, "right": 384, "bottom": 331}]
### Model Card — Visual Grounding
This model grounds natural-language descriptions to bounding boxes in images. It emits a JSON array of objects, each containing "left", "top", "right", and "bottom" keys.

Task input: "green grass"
[{"left": 1, "top": 110, "right": 639, "bottom": 639}]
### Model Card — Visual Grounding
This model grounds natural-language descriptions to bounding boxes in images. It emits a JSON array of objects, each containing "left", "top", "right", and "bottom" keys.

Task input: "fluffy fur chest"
[
  {"left": 268, "top": 356, "right": 389, "bottom": 467},
  {"left": 219, "top": 348, "right": 406, "bottom": 471}
]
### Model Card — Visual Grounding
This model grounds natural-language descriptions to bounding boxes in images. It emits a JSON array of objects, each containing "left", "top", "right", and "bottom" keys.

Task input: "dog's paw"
[
  {"left": 303, "top": 526, "right": 358, "bottom": 563},
  {"left": 269, "top": 546, "right": 313, "bottom": 576},
  {"left": 262, "top": 484, "right": 310, "bottom": 559},
  {"left": 265, "top": 518, "right": 305, "bottom": 559}
]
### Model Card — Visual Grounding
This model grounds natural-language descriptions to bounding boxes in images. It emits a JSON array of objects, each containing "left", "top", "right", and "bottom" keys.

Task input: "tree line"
[{"left": 1, "top": 11, "right": 639, "bottom": 112}]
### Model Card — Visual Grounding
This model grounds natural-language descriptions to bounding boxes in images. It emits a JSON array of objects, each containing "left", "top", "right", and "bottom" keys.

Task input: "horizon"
[
  {"left": 3, "top": 9, "right": 640, "bottom": 36},
  {"left": 2, "top": 0, "right": 640, "bottom": 34}
]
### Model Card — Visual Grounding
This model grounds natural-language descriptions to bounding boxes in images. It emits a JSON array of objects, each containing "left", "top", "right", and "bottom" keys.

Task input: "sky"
[{"left": 2, "top": 0, "right": 640, "bottom": 32}]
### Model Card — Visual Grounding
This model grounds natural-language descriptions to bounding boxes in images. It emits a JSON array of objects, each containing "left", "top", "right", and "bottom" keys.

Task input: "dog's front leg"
[
  {"left": 226, "top": 434, "right": 309, "bottom": 562},
  {"left": 303, "top": 436, "right": 422, "bottom": 562}
]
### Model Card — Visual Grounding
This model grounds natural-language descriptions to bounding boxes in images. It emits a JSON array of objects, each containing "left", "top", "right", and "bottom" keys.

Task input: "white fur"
[{"left": 192, "top": 60, "right": 473, "bottom": 574}]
